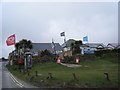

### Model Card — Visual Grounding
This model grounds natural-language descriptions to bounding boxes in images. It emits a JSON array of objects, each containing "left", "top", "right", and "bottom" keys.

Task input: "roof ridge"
[
  {"left": 32, "top": 43, "right": 59, "bottom": 44},
  {"left": 87, "top": 43, "right": 103, "bottom": 44}
]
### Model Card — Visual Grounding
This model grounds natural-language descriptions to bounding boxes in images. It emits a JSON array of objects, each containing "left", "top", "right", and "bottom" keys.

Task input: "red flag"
[{"left": 6, "top": 34, "right": 16, "bottom": 46}]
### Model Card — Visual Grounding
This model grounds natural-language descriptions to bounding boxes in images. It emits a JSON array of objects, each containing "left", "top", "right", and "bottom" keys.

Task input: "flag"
[
  {"left": 6, "top": 34, "right": 16, "bottom": 46},
  {"left": 83, "top": 36, "right": 88, "bottom": 42},
  {"left": 60, "top": 32, "right": 65, "bottom": 36}
]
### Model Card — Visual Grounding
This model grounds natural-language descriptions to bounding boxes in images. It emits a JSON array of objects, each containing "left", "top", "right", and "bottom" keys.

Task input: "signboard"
[
  {"left": 25, "top": 52, "right": 32, "bottom": 69},
  {"left": 84, "top": 49, "right": 94, "bottom": 54},
  {"left": 27, "top": 55, "right": 32, "bottom": 69}
]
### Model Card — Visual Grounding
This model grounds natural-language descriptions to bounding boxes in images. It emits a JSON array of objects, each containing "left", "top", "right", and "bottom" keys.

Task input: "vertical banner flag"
[
  {"left": 60, "top": 32, "right": 65, "bottom": 36},
  {"left": 83, "top": 36, "right": 88, "bottom": 42},
  {"left": 6, "top": 34, "right": 16, "bottom": 46}
]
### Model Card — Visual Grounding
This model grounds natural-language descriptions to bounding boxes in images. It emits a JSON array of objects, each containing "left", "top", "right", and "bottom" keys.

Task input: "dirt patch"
[{"left": 60, "top": 63, "right": 82, "bottom": 68}]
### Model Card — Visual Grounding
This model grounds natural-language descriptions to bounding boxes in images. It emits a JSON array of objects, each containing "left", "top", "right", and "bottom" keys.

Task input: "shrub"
[{"left": 94, "top": 49, "right": 119, "bottom": 57}]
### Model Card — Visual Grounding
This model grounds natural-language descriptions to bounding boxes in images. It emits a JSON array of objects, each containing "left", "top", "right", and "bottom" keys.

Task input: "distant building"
[
  {"left": 79, "top": 43, "right": 105, "bottom": 55},
  {"left": 107, "top": 43, "right": 120, "bottom": 49},
  {"left": 62, "top": 39, "right": 105, "bottom": 50},
  {"left": 85, "top": 43, "right": 105, "bottom": 50},
  {"left": 32, "top": 43, "right": 62, "bottom": 56},
  {"left": 61, "top": 39, "right": 112, "bottom": 56},
  {"left": 61, "top": 39, "right": 76, "bottom": 51}
]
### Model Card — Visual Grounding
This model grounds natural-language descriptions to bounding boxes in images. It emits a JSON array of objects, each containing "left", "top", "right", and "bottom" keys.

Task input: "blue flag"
[{"left": 83, "top": 36, "right": 88, "bottom": 42}]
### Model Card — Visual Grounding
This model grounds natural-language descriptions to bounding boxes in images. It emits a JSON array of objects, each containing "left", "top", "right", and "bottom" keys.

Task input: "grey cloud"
[{"left": 2, "top": 2, "right": 118, "bottom": 58}]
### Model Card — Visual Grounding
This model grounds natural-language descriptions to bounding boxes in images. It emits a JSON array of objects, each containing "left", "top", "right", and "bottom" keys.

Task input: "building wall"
[{"left": 59, "top": 50, "right": 72, "bottom": 59}]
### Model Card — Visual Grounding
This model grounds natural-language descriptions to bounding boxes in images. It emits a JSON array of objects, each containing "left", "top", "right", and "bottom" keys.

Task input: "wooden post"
[
  {"left": 23, "top": 70, "right": 26, "bottom": 74},
  {"left": 35, "top": 71, "right": 38, "bottom": 77},
  {"left": 19, "top": 69, "right": 21, "bottom": 73},
  {"left": 49, "top": 73, "right": 52, "bottom": 79},
  {"left": 28, "top": 70, "right": 30, "bottom": 76},
  {"left": 72, "top": 73, "right": 78, "bottom": 81},
  {"left": 29, "top": 76, "right": 34, "bottom": 82},
  {"left": 104, "top": 72, "right": 110, "bottom": 81},
  {"left": 47, "top": 73, "right": 53, "bottom": 79}
]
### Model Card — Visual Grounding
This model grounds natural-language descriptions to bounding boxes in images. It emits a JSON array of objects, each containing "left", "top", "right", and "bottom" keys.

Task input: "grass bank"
[{"left": 6, "top": 57, "right": 118, "bottom": 88}]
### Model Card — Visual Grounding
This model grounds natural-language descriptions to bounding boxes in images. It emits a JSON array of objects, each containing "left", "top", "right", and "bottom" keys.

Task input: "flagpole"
[
  {"left": 53, "top": 39, "right": 56, "bottom": 55},
  {"left": 64, "top": 35, "right": 66, "bottom": 44},
  {"left": 64, "top": 33, "right": 68, "bottom": 50},
  {"left": 87, "top": 36, "right": 89, "bottom": 44},
  {"left": 60, "top": 32, "right": 67, "bottom": 51},
  {"left": 62, "top": 32, "right": 66, "bottom": 46},
  {"left": 52, "top": 38, "right": 56, "bottom": 55},
  {"left": 6, "top": 34, "right": 16, "bottom": 65}
]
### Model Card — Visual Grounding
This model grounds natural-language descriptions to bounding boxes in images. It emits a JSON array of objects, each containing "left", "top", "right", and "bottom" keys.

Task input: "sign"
[
  {"left": 25, "top": 52, "right": 32, "bottom": 69},
  {"left": 84, "top": 49, "right": 94, "bottom": 54},
  {"left": 18, "top": 58, "right": 23, "bottom": 64}
]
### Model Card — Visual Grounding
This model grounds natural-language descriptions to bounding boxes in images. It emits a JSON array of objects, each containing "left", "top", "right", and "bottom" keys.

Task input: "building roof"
[
  {"left": 107, "top": 43, "right": 120, "bottom": 48},
  {"left": 32, "top": 43, "right": 62, "bottom": 51},
  {"left": 85, "top": 43, "right": 105, "bottom": 48},
  {"left": 80, "top": 44, "right": 89, "bottom": 47},
  {"left": 61, "top": 39, "right": 76, "bottom": 47},
  {"left": 62, "top": 39, "right": 106, "bottom": 48}
]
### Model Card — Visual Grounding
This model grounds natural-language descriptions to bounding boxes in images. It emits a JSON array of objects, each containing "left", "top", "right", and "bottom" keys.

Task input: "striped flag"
[{"left": 60, "top": 32, "right": 65, "bottom": 36}]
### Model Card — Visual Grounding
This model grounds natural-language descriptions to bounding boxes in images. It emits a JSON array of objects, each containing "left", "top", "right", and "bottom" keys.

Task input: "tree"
[
  {"left": 15, "top": 42, "right": 20, "bottom": 51},
  {"left": 14, "top": 39, "right": 33, "bottom": 60},
  {"left": 71, "top": 40, "right": 82, "bottom": 55},
  {"left": 2, "top": 57, "right": 5, "bottom": 61},
  {"left": 15, "top": 39, "right": 33, "bottom": 51},
  {"left": 41, "top": 49, "right": 52, "bottom": 57}
]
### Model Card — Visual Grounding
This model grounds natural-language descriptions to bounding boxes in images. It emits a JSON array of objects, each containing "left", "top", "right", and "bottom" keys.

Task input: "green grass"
[{"left": 6, "top": 57, "right": 118, "bottom": 88}]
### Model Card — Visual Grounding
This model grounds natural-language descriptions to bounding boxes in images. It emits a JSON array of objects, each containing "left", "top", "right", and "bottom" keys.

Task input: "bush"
[
  {"left": 33, "top": 48, "right": 120, "bottom": 64},
  {"left": 33, "top": 54, "right": 56, "bottom": 63},
  {"left": 32, "top": 49, "right": 56, "bottom": 63},
  {"left": 61, "top": 54, "right": 96, "bottom": 63},
  {"left": 40, "top": 49, "right": 52, "bottom": 57},
  {"left": 62, "top": 56, "right": 75, "bottom": 63},
  {"left": 95, "top": 49, "right": 119, "bottom": 57}
]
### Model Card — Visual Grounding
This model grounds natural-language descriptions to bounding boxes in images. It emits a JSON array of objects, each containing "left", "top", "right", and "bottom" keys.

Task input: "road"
[
  {"left": 0, "top": 62, "right": 2, "bottom": 90},
  {"left": 1, "top": 61, "right": 38, "bottom": 89}
]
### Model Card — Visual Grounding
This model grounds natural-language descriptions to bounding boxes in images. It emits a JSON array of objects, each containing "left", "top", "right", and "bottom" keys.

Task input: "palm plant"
[{"left": 15, "top": 39, "right": 33, "bottom": 52}]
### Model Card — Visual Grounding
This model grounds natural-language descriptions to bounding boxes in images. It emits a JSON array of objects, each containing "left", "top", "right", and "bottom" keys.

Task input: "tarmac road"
[
  {"left": 2, "top": 61, "right": 38, "bottom": 89},
  {"left": 0, "top": 62, "right": 2, "bottom": 90}
]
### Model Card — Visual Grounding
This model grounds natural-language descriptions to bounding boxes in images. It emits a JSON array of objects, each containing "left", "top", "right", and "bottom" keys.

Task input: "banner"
[
  {"left": 6, "top": 34, "right": 16, "bottom": 46},
  {"left": 84, "top": 49, "right": 94, "bottom": 54}
]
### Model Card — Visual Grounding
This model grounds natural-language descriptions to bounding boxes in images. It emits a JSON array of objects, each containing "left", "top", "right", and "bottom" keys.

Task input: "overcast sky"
[{"left": 1, "top": 2, "right": 118, "bottom": 58}]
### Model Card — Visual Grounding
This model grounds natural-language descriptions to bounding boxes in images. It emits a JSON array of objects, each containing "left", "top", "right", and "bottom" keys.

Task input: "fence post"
[
  {"left": 35, "top": 71, "right": 38, "bottom": 77},
  {"left": 20, "top": 69, "right": 21, "bottom": 73},
  {"left": 28, "top": 70, "right": 30, "bottom": 76},
  {"left": 47, "top": 72, "right": 53, "bottom": 79},
  {"left": 23, "top": 70, "right": 26, "bottom": 75},
  {"left": 72, "top": 73, "right": 78, "bottom": 81},
  {"left": 104, "top": 72, "right": 110, "bottom": 81}
]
